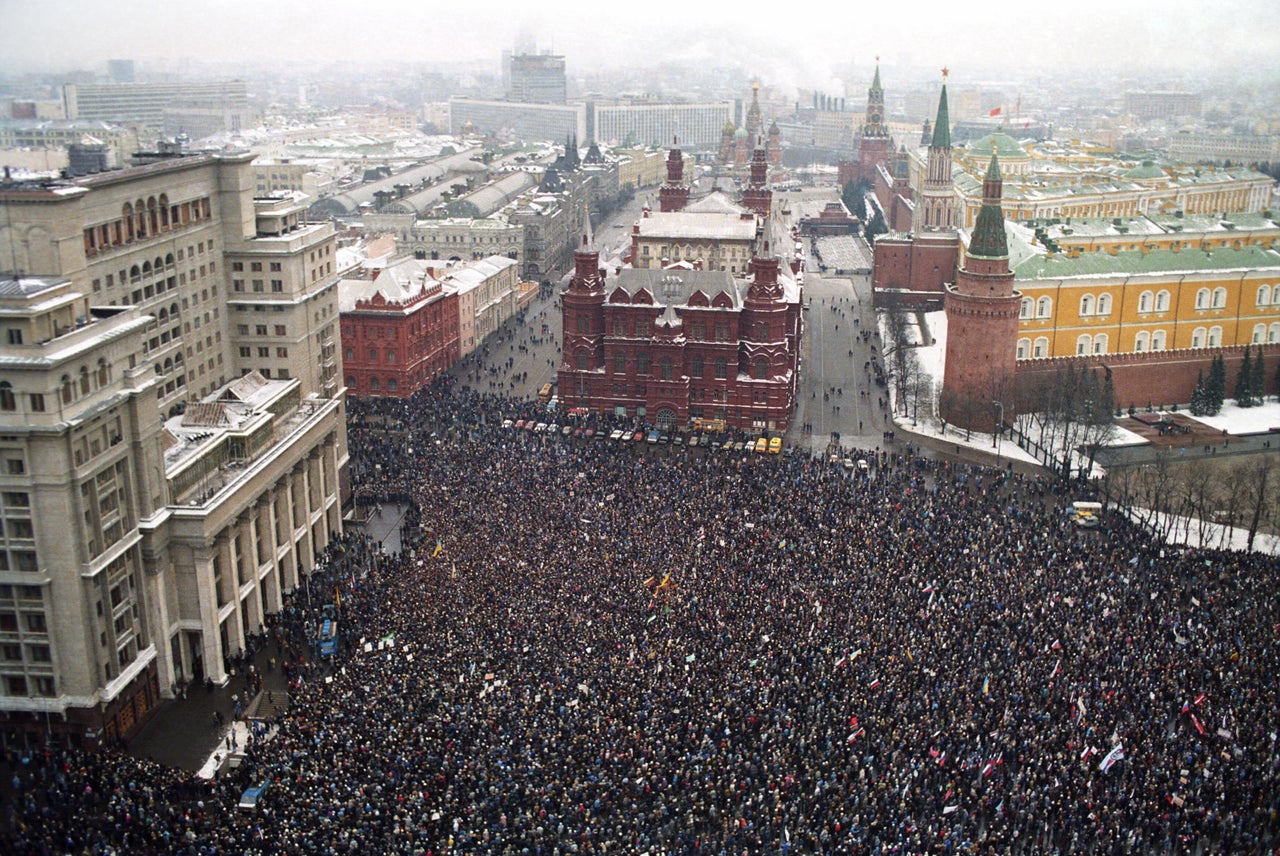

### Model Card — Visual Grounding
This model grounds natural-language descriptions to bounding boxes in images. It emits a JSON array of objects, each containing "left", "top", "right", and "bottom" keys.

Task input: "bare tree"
[{"left": 1235, "top": 455, "right": 1277, "bottom": 552}]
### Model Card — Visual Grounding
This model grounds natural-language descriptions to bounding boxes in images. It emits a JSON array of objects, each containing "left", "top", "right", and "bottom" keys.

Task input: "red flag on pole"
[{"left": 989, "top": 107, "right": 1002, "bottom": 117}]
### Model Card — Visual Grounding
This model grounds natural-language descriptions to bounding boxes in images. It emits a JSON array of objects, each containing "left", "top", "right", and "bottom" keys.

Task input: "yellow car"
[
  {"left": 754, "top": 437, "right": 769, "bottom": 453},
  {"left": 768, "top": 437, "right": 782, "bottom": 454}
]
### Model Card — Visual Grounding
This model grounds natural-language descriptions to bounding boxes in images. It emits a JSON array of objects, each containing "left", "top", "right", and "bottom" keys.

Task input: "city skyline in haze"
[{"left": 2, "top": 0, "right": 1278, "bottom": 97}]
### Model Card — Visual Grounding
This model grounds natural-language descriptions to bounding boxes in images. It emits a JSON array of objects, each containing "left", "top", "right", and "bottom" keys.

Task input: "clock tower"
[{"left": 857, "top": 60, "right": 894, "bottom": 185}]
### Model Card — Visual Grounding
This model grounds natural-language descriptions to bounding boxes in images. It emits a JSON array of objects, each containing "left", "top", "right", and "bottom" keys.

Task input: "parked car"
[
  {"left": 768, "top": 437, "right": 782, "bottom": 454},
  {"left": 646, "top": 429, "right": 660, "bottom": 444},
  {"left": 754, "top": 437, "right": 769, "bottom": 453}
]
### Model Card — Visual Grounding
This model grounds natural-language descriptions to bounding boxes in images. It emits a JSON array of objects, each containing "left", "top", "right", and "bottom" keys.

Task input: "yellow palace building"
[{"left": 1012, "top": 240, "right": 1280, "bottom": 359}]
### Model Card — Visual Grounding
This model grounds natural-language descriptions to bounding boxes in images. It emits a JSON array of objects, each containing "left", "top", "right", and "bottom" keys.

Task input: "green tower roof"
[
  {"left": 968, "top": 151, "right": 1008, "bottom": 259},
  {"left": 930, "top": 84, "right": 950, "bottom": 149}
]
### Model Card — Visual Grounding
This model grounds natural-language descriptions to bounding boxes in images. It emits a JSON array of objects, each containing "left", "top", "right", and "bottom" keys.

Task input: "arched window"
[
  {"left": 754, "top": 358, "right": 769, "bottom": 380},
  {"left": 1032, "top": 337, "right": 1049, "bottom": 358},
  {"left": 79, "top": 366, "right": 91, "bottom": 395},
  {"left": 1076, "top": 334, "right": 1092, "bottom": 355},
  {"left": 576, "top": 316, "right": 588, "bottom": 334},
  {"left": 346, "top": 376, "right": 357, "bottom": 389},
  {"left": 1155, "top": 290, "right": 1171, "bottom": 311},
  {"left": 1151, "top": 330, "right": 1166, "bottom": 350},
  {"left": 1079, "top": 294, "right": 1094, "bottom": 316},
  {"left": 1195, "top": 288, "right": 1210, "bottom": 309},
  {"left": 1036, "top": 297, "right": 1052, "bottom": 318},
  {"left": 1016, "top": 338, "right": 1030, "bottom": 359},
  {"left": 691, "top": 353, "right": 704, "bottom": 378},
  {"left": 97, "top": 358, "right": 109, "bottom": 387},
  {"left": 1253, "top": 324, "right": 1267, "bottom": 344},
  {"left": 1019, "top": 298, "right": 1033, "bottom": 319},
  {"left": 370, "top": 377, "right": 380, "bottom": 390},
  {"left": 61, "top": 374, "right": 73, "bottom": 404},
  {"left": 1269, "top": 323, "right": 1280, "bottom": 343},
  {"left": 714, "top": 357, "right": 728, "bottom": 379},
  {"left": 1191, "top": 327, "right": 1206, "bottom": 348},
  {"left": 1134, "top": 331, "right": 1149, "bottom": 352},
  {"left": 1138, "top": 290, "right": 1153, "bottom": 313},
  {"left": 1092, "top": 334, "right": 1108, "bottom": 354},
  {"left": 1097, "top": 293, "right": 1112, "bottom": 315},
  {"left": 660, "top": 357, "right": 674, "bottom": 381},
  {"left": 0, "top": 382, "right": 15, "bottom": 412},
  {"left": 1257, "top": 284, "right": 1271, "bottom": 306},
  {"left": 1207, "top": 326, "right": 1222, "bottom": 347},
  {"left": 612, "top": 318, "right": 625, "bottom": 336},
  {"left": 1211, "top": 287, "right": 1227, "bottom": 309},
  {"left": 613, "top": 351, "right": 626, "bottom": 375},
  {"left": 636, "top": 353, "right": 649, "bottom": 375}
]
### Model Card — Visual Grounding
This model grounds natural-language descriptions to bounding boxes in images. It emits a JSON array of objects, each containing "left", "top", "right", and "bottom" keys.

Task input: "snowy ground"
[
  {"left": 1186, "top": 400, "right": 1280, "bottom": 435},
  {"left": 886, "top": 309, "right": 1280, "bottom": 461},
  {"left": 1118, "top": 507, "right": 1280, "bottom": 555}
]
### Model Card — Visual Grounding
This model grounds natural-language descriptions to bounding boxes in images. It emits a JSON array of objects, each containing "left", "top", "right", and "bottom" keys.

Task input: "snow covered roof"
[
  {"left": 636, "top": 211, "right": 757, "bottom": 241},
  {"left": 684, "top": 191, "right": 749, "bottom": 216}
]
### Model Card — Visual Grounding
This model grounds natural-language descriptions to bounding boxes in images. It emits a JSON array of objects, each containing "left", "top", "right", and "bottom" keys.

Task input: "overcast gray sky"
[{"left": 3, "top": 0, "right": 1277, "bottom": 90}]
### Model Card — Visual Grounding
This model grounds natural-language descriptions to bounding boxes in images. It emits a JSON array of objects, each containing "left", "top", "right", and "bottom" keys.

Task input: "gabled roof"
[{"left": 608, "top": 268, "right": 742, "bottom": 310}]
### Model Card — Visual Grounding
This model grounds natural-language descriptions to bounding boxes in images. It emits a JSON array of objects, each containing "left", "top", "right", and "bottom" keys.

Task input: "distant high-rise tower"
[
  {"left": 507, "top": 53, "right": 567, "bottom": 104},
  {"left": 857, "top": 61, "right": 894, "bottom": 184},
  {"left": 941, "top": 150, "right": 1021, "bottom": 432},
  {"left": 918, "top": 71, "right": 956, "bottom": 230}
]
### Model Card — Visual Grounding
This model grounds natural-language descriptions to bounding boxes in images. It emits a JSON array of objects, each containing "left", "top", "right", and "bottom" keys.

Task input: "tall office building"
[
  {"left": 0, "top": 151, "right": 347, "bottom": 749},
  {"left": 507, "top": 53, "right": 567, "bottom": 105}
]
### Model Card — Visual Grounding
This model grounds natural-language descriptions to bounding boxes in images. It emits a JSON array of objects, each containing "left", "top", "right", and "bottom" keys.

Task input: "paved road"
[{"left": 787, "top": 261, "right": 894, "bottom": 456}]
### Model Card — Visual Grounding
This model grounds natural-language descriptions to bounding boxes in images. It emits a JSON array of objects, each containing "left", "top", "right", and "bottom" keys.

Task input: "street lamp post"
[{"left": 992, "top": 400, "right": 1004, "bottom": 467}]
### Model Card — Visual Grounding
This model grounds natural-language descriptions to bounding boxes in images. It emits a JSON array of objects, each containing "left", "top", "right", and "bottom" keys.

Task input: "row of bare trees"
[
  {"left": 1014, "top": 364, "right": 1117, "bottom": 476},
  {"left": 1106, "top": 454, "right": 1278, "bottom": 551},
  {"left": 884, "top": 308, "right": 932, "bottom": 425}
]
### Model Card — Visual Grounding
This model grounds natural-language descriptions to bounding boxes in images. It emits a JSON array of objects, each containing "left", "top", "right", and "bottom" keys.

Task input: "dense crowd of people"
[{"left": 4, "top": 381, "right": 1278, "bottom": 854}]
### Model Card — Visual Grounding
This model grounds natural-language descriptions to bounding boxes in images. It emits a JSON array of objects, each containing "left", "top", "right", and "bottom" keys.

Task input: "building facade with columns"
[{"left": 0, "top": 151, "right": 347, "bottom": 750}]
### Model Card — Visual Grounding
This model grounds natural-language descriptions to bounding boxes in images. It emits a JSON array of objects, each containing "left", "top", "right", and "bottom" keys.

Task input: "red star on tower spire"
[{"left": 942, "top": 67, "right": 949, "bottom": 78}]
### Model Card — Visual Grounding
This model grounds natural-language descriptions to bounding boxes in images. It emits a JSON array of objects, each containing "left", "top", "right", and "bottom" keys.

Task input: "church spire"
[{"left": 968, "top": 151, "right": 1008, "bottom": 258}]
